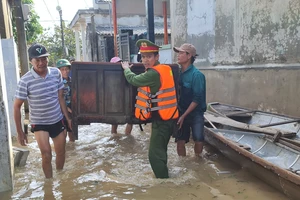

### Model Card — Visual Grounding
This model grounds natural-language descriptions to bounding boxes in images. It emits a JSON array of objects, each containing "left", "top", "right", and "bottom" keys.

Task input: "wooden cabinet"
[{"left": 71, "top": 62, "right": 179, "bottom": 139}]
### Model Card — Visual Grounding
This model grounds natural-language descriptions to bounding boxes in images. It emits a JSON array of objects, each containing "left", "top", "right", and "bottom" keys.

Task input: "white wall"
[
  {"left": 1, "top": 38, "right": 20, "bottom": 137},
  {"left": 159, "top": 44, "right": 172, "bottom": 64},
  {"left": 0, "top": 38, "right": 14, "bottom": 193}
]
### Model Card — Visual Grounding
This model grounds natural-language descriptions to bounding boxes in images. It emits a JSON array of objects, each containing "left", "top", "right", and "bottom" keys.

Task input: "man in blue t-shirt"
[{"left": 173, "top": 43, "right": 207, "bottom": 157}]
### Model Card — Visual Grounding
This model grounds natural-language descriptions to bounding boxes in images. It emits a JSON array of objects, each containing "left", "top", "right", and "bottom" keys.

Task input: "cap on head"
[
  {"left": 136, "top": 39, "right": 160, "bottom": 53},
  {"left": 173, "top": 43, "right": 198, "bottom": 57},
  {"left": 110, "top": 57, "right": 122, "bottom": 63},
  {"left": 28, "top": 43, "right": 50, "bottom": 60},
  {"left": 56, "top": 59, "right": 71, "bottom": 68}
]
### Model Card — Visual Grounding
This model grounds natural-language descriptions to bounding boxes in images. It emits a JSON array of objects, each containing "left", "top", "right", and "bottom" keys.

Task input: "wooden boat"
[
  {"left": 208, "top": 102, "right": 300, "bottom": 139},
  {"left": 204, "top": 126, "right": 300, "bottom": 200}
]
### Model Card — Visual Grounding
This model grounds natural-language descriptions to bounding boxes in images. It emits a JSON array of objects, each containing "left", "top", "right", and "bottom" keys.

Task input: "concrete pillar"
[
  {"left": 80, "top": 22, "right": 87, "bottom": 61},
  {"left": 74, "top": 28, "right": 81, "bottom": 61},
  {"left": 0, "top": 38, "right": 14, "bottom": 193},
  {"left": 1, "top": 38, "right": 22, "bottom": 138},
  {"left": 170, "top": 0, "right": 187, "bottom": 62},
  {"left": 170, "top": 0, "right": 216, "bottom": 67}
]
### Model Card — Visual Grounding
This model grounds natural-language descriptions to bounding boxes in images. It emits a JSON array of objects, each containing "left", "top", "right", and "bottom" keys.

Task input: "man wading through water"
[
  {"left": 121, "top": 39, "right": 178, "bottom": 178},
  {"left": 173, "top": 43, "right": 207, "bottom": 157},
  {"left": 14, "top": 43, "right": 71, "bottom": 178}
]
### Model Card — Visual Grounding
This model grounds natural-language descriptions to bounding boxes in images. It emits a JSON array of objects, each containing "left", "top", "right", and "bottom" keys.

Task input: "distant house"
[{"left": 69, "top": 0, "right": 171, "bottom": 62}]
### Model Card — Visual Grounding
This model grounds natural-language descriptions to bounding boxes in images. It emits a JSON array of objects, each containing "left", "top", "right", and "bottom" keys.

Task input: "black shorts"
[
  {"left": 175, "top": 113, "right": 205, "bottom": 143},
  {"left": 31, "top": 120, "right": 65, "bottom": 138}
]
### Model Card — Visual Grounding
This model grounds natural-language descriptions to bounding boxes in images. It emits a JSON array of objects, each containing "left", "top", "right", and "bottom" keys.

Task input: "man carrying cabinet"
[{"left": 121, "top": 39, "right": 178, "bottom": 178}]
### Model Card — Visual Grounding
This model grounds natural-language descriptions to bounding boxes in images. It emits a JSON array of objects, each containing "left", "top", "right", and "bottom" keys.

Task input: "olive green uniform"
[{"left": 124, "top": 67, "right": 174, "bottom": 178}]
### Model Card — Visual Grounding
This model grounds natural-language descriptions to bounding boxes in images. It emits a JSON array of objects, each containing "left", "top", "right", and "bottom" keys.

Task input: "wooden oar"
[
  {"left": 259, "top": 119, "right": 300, "bottom": 128},
  {"left": 205, "top": 114, "right": 300, "bottom": 152},
  {"left": 225, "top": 110, "right": 255, "bottom": 117},
  {"left": 204, "top": 114, "right": 217, "bottom": 129},
  {"left": 268, "top": 137, "right": 300, "bottom": 152},
  {"left": 204, "top": 112, "right": 296, "bottom": 138},
  {"left": 280, "top": 137, "right": 300, "bottom": 147}
]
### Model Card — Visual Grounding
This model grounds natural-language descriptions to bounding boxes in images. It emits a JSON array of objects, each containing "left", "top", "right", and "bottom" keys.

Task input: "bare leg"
[
  {"left": 194, "top": 141, "right": 204, "bottom": 156},
  {"left": 111, "top": 125, "right": 118, "bottom": 134},
  {"left": 67, "top": 131, "right": 75, "bottom": 142},
  {"left": 125, "top": 124, "right": 133, "bottom": 135},
  {"left": 34, "top": 131, "right": 53, "bottom": 178},
  {"left": 52, "top": 131, "right": 66, "bottom": 170},
  {"left": 176, "top": 140, "right": 186, "bottom": 156}
]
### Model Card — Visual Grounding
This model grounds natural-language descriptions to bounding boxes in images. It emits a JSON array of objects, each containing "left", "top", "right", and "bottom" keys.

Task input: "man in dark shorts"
[
  {"left": 173, "top": 43, "right": 206, "bottom": 157},
  {"left": 14, "top": 43, "right": 71, "bottom": 178}
]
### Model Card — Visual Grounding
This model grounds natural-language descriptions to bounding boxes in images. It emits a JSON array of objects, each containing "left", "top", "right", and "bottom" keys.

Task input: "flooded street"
[{"left": 1, "top": 123, "right": 289, "bottom": 200}]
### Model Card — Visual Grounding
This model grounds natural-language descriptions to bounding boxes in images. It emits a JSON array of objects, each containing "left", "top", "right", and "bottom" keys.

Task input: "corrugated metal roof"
[
  {"left": 96, "top": 25, "right": 171, "bottom": 35},
  {"left": 95, "top": 0, "right": 111, "bottom": 2}
]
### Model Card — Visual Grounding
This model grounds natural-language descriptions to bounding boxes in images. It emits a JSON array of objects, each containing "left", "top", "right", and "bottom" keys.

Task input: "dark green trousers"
[{"left": 148, "top": 120, "right": 175, "bottom": 178}]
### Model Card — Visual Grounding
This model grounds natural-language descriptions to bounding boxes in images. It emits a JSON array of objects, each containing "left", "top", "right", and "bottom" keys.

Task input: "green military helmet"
[{"left": 56, "top": 59, "right": 71, "bottom": 68}]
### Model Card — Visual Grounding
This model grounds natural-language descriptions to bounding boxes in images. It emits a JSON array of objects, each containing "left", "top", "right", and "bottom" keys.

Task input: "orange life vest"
[{"left": 135, "top": 64, "right": 179, "bottom": 121}]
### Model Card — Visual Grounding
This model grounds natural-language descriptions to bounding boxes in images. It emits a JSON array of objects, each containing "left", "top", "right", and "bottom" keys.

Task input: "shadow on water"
[{"left": 1, "top": 123, "right": 290, "bottom": 200}]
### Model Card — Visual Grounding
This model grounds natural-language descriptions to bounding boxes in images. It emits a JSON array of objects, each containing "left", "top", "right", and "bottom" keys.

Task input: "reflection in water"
[{"left": 1, "top": 123, "right": 289, "bottom": 200}]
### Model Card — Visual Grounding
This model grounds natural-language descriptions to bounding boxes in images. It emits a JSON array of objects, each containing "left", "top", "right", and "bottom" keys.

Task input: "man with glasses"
[{"left": 14, "top": 43, "right": 71, "bottom": 178}]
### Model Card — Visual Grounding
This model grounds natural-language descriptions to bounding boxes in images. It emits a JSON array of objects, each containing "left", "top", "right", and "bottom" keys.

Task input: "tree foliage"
[
  {"left": 36, "top": 23, "right": 77, "bottom": 66},
  {"left": 12, "top": 0, "right": 43, "bottom": 44}
]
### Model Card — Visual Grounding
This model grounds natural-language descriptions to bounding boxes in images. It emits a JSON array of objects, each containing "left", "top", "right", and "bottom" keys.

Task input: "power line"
[
  {"left": 39, "top": 20, "right": 70, "bottom": 22},
  {"left": 83, "top": 0, "right": 89, "bottom": 8},
  {"left": 42, "top": 0, "right": 55, "bottom": 23}
]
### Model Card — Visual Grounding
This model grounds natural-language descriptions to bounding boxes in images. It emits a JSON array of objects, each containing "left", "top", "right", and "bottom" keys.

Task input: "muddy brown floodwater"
[{"left": 1, "top": 123, "right": 290, "bottom": 200}]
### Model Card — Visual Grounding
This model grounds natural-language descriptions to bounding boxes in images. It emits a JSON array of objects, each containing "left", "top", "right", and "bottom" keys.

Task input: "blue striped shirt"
[{"left": 15, "top": 67, "right": 64, "bottom": 125}]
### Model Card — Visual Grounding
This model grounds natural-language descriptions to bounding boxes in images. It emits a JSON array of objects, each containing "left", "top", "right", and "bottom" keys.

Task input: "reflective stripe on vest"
[{"left": 134, "top": 64, "right": 179, "bottom": 121}]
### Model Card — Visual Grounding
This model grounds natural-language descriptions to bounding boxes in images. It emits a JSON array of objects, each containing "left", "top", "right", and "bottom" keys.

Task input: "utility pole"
[
  {"left": 56, "top": 5, "right": 66, "bottom": 57},
  {"left": 146, "top": 0, "right": 155, "bottom": 43},
  {"left": 112, "top": 0, "right": 118, "bottom": 56},
  {"left": 14, "top": 0, "right": 29, "bottom": 76}
]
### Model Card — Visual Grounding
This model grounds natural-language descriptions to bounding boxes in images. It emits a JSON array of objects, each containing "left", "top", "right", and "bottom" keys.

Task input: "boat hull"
[
  {"left": 204, "top": 127, "right": 300, "bottom": 199},
  {"left": 208, "top": 102, "right": 300, "bottom": 137}
]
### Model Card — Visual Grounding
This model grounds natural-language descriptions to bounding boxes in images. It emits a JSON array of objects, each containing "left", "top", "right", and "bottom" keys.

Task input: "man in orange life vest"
[{"left": 121, "top": 39, "right": 178, "bottom": 178}]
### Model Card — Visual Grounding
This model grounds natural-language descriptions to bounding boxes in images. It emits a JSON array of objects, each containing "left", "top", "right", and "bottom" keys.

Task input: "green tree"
[
  {"left": 12, "top": 0, "right": 43, "bottom": 44},
  {"left": 36, "top": 23, "right": 77, "bottom": 66}
]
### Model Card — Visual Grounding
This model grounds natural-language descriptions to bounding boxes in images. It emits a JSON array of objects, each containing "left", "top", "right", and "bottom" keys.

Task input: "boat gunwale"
[
  {"left": 204, "top": 126, "right": 300, "bottom": 185},
  {"left": 208, "top": 102, "right": 300, "bottom": 120}
]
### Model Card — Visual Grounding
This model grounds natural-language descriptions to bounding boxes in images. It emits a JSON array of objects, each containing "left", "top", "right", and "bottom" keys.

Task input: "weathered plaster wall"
[
  {"left": 214, "top": 0, "right": 238, "bottom": 64},
  {"left": 172, "top": 0, "right": 216, "bottom": 66},
  {"left": 215, "top": 0, "right": 300, "bottom": 65},
  {"left": 201, "top": 65, "right": 300, "bottom": 116},
  {"left": 187, "top": 0, "right": 216, "bottom": 66},
  {"left": 171, "top": 0, "right": 300, "bottom": 66}
]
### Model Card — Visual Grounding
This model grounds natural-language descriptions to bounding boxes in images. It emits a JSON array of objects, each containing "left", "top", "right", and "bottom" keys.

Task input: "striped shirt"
[{"left": 15, "top": 67, "right": 64, "bottom": 125}]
